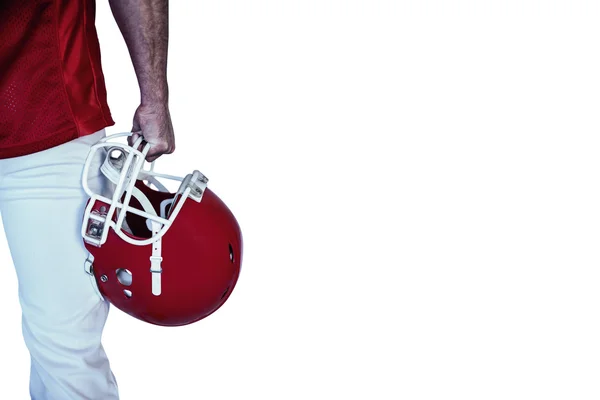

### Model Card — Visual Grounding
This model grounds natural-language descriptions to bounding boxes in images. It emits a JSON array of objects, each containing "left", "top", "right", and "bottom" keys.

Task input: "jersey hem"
[{"left": 0, "top": 116, "right": 114, "bottom": 159}]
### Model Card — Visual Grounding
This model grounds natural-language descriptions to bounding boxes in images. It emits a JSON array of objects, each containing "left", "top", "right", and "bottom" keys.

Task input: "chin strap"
[{"left": 101, "top": 148, "right": 164, "bottom": 296}]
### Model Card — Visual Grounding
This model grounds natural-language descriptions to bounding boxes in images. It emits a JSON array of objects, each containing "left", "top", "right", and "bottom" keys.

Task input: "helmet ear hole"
[
  {"left": 116, "top": 268, "right": 133, "bottom": 286},
  {"left": 124, "top": 290, "right": 133, "bottom": 298}
]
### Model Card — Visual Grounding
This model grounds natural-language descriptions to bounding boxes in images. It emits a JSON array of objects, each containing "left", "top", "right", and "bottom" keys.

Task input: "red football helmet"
[{"left": 81, "top": 133, "right": 242, "bottom": 326}]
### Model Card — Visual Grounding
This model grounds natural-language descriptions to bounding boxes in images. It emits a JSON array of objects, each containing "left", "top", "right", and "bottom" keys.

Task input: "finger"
[
  {"left": 146, "top": 143, "right": 173, "bottom": 161},
  {"left": 130, "top": 133, "right": 151, "bottom": 155},
  {"left": 145, "top": 153, "right": 160, "bottom": 163},
  {"left": 128, "top": 130, "right": 142, "bottom": 147}
]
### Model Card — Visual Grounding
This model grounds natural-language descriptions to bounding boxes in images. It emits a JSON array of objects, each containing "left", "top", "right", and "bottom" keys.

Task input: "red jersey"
[{"left": 0, "top": 0, "right": 114, "bottom": 159}]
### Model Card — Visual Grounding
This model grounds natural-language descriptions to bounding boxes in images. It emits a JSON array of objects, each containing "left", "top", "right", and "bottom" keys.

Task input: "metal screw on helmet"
[{"left": 100, "top": 275, "right": 108, "bottom": 282}]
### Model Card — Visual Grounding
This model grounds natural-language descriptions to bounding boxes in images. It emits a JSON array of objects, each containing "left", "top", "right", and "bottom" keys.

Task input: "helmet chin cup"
[{"left": 81, "top": 132, "right": 208, "bottom": 248}]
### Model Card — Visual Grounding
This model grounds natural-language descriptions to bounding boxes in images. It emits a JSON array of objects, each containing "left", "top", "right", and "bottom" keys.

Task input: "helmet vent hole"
[
  {"left": 221, "top": 286, "right": 230, "bottom": 300},
  {"left": 229, "top": 243, "right": 235, "bottom": 263},
  {"left": 124, "top": 290, "right": 132, "bottom": 298},
  {"left": 116, "top": 268, "right": 133, "bottom": 286}
]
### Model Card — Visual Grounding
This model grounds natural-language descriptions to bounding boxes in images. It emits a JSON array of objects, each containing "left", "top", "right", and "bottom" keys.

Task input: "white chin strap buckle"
[
  {"left": 150, "top": 255, "right": 163, "bottom": 296},
  {"left": 150, "top": 220, "right": 163, "bottom": 296}
]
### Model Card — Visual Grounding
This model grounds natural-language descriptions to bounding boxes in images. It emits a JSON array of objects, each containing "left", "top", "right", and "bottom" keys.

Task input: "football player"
[{"left": 0, "top": 1, "right": 172, "bottom": 398}]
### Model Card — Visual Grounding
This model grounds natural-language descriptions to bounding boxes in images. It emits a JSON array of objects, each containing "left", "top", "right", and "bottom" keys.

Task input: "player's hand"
[{"left": 128, "top": 102, "right": 175, "bottom": 162}]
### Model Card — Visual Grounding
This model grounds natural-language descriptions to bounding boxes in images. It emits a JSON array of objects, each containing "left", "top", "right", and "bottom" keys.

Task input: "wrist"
[{"left": 140, "top": 77, "right": 169, "bottom": 105}]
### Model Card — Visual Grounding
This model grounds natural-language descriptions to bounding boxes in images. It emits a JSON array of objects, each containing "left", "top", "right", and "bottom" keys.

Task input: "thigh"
[{"left": 0, "top": 130, "right": 107, "bottom": 323}]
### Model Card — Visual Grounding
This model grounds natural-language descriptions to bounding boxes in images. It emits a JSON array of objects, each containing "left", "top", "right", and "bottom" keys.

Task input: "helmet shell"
[{"left": 85, "top": 182, "right": 243, "bottom": 326}]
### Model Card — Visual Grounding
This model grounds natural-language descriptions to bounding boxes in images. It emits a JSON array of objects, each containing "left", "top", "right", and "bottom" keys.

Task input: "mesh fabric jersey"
[{"left": 0, "top": 0, "right": 114, "bottom": 159}]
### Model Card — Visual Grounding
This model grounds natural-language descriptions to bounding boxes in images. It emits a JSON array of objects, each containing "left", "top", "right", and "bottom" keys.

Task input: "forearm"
[{"left": 108, "top": 0, "right": 169, "bottom": 104}]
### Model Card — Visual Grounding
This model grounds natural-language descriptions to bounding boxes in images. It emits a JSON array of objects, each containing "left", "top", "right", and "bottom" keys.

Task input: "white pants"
[{"left": 0, "top": 130, "right": 119, "bottom": 399}]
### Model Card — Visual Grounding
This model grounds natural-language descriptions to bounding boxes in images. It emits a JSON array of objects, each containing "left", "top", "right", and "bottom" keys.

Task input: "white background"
[{"left": 1, "top": 0, "right": 600, "bottom": 399}]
